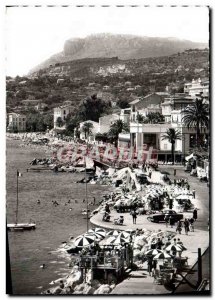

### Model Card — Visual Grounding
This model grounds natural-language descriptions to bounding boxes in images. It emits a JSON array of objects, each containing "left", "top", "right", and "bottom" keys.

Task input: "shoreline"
[
  {"left": 6, "top": 136, "right": 112, "bottom": 294},
  {"left": 6, "top": 134, "right": 210, "bottom": 295}
]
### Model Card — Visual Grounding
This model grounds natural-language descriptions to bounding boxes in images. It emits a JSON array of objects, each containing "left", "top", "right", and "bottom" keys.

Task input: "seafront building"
[
  {"left": 79, "top": 120, "right": 99, "bottom": 142},
  {"left": 53, "top": 104, "right": 73, "bottom": 128},
  {"left": 7, "top": 113, "right": 26, "bottom": 132},
  {"left": 118, "top": 89, "right": 209, "bottom": 163},
  {"left": 184, "top": 78, "right": 209, "bottom": 97},
  {"left": 53, "top": 77, "right": 209, "bottom": 162},
  {"left": 99, "top": 114, "right": 120, "bottom": 133}
]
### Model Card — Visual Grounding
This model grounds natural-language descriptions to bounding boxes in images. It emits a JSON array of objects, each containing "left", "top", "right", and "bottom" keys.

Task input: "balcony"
[{"left": 130, "top": 122, "right": 170, "bottom": 134}]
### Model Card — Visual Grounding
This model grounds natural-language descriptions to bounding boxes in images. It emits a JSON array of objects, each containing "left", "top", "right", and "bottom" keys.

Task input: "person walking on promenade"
[
  {"left": 174, "top": 169, "right": 176, "bottom": 176},
  {"left": 164, "top": 214, "right": 169, "bottom": 227},
  {"left": 192, "top": 189, "right": 196, "bottom": 199},
  {"left": 131, "top": 209, "right": 137, "bottom": 224},
  {"left": 176, "top": 220, "right": 182, "bottom": 234},
  {"left": 189, "top": 217, "right": 195, "bottom": 232},
  {"left": 184, "top": 218, "right": 190, "bottom": 235},
  {"left": 157, "top": 238, "right": 163, "bottom": 250},
  {"left": 93, "top": 197, "right": 96, "bottom": 205},
  {"left": 169, "top": 215, "right": 175, "bottom": 228},
  {"left": 147, "top": 257, "right": 153, "bottom": 276},
  {"left": 148, "top": 169, "right": 152, "bottom": 179},
  {"left": 193, "top": 208, "right": 198, "bottom": 221},
  {"left": 152, "top": 259, "right": 157, "bottom": 276}
]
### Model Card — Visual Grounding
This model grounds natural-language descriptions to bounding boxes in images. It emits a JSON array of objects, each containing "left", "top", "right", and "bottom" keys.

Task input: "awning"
[{"left": 185, "top": 153, "right": 194, "bottom": 161}]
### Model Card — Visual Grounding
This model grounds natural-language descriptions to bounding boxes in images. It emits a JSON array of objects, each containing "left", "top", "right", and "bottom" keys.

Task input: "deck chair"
[{"left": 114, "top": 216, "right": 124, "bottom": 225}]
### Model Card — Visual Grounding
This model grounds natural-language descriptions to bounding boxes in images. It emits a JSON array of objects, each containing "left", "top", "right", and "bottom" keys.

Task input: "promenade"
[{"left": 90, "top": 165, "right": 210, "bottom": 294}]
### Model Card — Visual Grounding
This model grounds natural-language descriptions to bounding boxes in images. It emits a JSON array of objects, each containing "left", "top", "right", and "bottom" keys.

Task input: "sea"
[{"left": 6, "top": 139, "right": 111, "bottom": 295}]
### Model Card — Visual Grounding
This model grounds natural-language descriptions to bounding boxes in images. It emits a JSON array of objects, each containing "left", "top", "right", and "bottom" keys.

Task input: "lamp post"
[
  {"left": 183, "top": 133, "right": 186, "bottom": 166},
  {"left": 85, "top": 141, "right": 89, "bottom": 232}
]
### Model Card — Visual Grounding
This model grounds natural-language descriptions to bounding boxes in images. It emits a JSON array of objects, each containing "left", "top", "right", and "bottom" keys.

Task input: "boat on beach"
[
  {"left": 7, "top": 223, "right": 36, "bottom": 231},
  {"left": 7, "top": 170, "right": 36, "bottom": 231}
]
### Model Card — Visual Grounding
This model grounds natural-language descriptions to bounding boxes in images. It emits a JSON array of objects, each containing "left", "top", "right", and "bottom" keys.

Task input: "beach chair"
[{"left": 114, "top": 216, "right": 124, "bottom": 225}]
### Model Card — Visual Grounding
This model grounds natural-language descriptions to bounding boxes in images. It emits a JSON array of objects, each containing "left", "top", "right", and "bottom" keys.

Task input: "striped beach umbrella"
[
  {"left": 145, "top": 249, "right": 163, "bottom": 256},
  {"left": 105, "top": 235, "right": 127, "bottom": 245},
  {"left": 119, "top": 231, "right": 130, "bottom": 239},
  {"left": 153, "top": 252, "right": 172, "bottom": 260},
  {"left": 165, "top": 244, "right": 183, "bottom": 252},
  {"left": 106, "top": 230, "right": 120, "bottom": 237},
  {"left": 125, "top": 229, "right": 136, "bottom": 235},
  {"left": 88, "top": 228, "right": 106, "bottom": 238},
  {"left": 176, "top": 244, "right": 187, "bottom": 251},
  {"left": 74, "top": 234, "right": 96, "bottom": 248}
]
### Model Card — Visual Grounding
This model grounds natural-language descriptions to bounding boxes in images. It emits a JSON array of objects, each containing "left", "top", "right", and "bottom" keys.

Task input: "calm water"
[{"left": 6, "top": 139, "right": 110, "bottom": 295}]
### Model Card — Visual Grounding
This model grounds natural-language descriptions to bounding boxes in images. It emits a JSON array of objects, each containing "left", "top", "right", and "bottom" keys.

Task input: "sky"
[{"left": 5, "top": 6, "right": 209, "bottom": 77}]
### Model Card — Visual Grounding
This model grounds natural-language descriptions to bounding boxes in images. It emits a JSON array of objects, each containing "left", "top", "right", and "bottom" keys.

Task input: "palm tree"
[
  {"left": 108, "top": 120, "right": 129, "bottom": 147},
  {"left": 81, "top": 122, "right": 94, "bottom": 141},
  {"left": 136, "top": 113, "right": 146, "bottom": 123},
  {"left": 182, "top": 99, "right": 209, "bottom": 147},
  {"left": 162, "top": 128, "right": 181, "bottom": 165}
]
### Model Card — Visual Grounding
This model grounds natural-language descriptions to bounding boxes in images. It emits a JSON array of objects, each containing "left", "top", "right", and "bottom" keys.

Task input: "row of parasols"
[
  {"left": 73, "top": 228, "right": 131, "bottom": 248},
  {"left": 71, "top": 227, "right": 187, "bottom": 260}
]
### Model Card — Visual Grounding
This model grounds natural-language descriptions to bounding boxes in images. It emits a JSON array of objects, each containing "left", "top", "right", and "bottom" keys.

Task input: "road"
[
  {"left": 158, "top": 164, "right": 210, "bottom": 294},
  {"left": 158, "top": 164, "right": 209, "bottom": 231}
]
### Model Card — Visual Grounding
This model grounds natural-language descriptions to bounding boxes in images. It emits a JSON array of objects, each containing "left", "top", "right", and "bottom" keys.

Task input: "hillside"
[
  {"left": 29, "top": 33, "right": 207, "bottom": 74},
  {"left": 30, "top": 48, "right": 209, "bottom": 80},
  {"left": 7, "top": 49, "right": 209, "bottom": 121}
]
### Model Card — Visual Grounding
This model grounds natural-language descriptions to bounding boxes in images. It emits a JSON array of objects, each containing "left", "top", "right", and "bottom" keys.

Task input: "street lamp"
[
  {"left": 85, "top": 141, "right": 89, "bottom": 231},
  {"left": 183, "top": 134, "right": 186, "bottom": 166}
]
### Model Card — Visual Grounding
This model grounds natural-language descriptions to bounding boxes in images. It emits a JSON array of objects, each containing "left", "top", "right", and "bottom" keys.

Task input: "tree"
[
  {"left": 78, "top": 94, "right": 111, "bottom": 122},
  {"left": 162, "top": 128, "right": 181, "bottom": 165},
  {"left": 56, "top": 117, "right": 64, "bottom": 128},
  {"left": 81, "top": 122, "right": 94, "bottom": 140},
  {"left": 26, "top": 113, "right": 39, "bottom": 132},
  {"left": 117, "top": 98, "right": 130, "bottom": 109},
  {"left": 182, "top": 98, "right": 209, "bottom": 147},
  {"left": 65, "top": 114, "right": 80, "bottom": 136},
  {"left": 43, "top": 114, "right": 53, "bottom": 130},
  {"left": 108, "top": 120, "right": 129, "bottom": 147}
]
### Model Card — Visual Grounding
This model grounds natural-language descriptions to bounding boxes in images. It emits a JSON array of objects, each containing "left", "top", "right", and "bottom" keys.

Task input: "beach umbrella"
[
  {"left": 105, "top": 235, "right": 127, "bottom": 245},
  {"left": 145, "top": 249, "right": 163, "bottom": 256},
  {"left": 119, "top": 231, "right": 130, "bottom": 239},
  {"left": 88, "top": 228, "right": 106, "bottom": 238},
  {"left": 74, "top": 234, "right": 96, "bottom": 248},
  {"left": 165, "top": 244, "right": 183, "bottom": 252},
  {"left": 125, "top": 229, "right": 136, "bottom": 235},
  {"left": 106, "top": 230, "right": 120, "bottom": 237},
  {"left": 176, "top": 244, "right": 187, "bottom": 251},
  {"left": 86, "top": 232, "right": 103, "bottom": 240},
  {"left": 153, "top": 252, "right": 172, "bottom": 260}
]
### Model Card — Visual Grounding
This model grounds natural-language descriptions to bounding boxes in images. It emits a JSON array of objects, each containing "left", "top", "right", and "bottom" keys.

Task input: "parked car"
[{"left": 147, "top": 209, "right": 183, "bottom": 223}]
